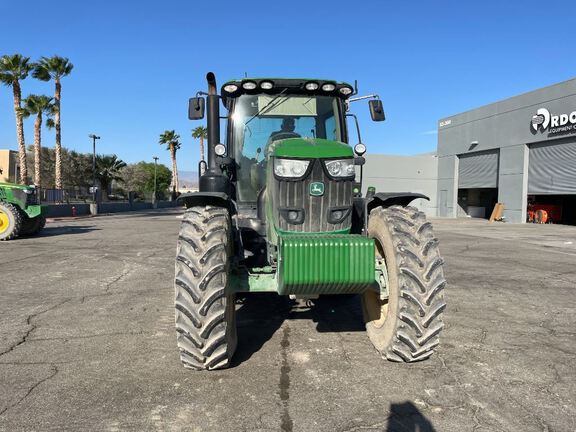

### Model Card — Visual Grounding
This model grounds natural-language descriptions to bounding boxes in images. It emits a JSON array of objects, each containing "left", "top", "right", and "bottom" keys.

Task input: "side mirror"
[
  {"left": 188, "top": 97, "right": 205, "bottom": 120},
  {"left": 369, "top": 99, "right": 385, "bottom": 122}
]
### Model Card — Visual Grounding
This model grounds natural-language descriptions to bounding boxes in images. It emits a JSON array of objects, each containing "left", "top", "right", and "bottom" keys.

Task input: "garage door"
[
  {"left": 458, "top": 150, "right": 499, "bottom": 189},
  {"left": 529, "top": 140, "right": 576, "bottom": 194}
]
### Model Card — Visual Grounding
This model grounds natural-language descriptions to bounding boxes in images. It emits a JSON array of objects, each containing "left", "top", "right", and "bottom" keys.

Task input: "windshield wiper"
[{"left": 245, "top": 88, "right": 288, "bottom": 126}]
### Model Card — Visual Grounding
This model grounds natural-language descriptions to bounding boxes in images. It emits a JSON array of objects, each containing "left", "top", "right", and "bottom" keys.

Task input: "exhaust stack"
[
  {"left": 206, "top": 72, "right": 220, "bottom": 172},
  {"left": 199, "top": 72, "right": 230, "bottom": 195}
]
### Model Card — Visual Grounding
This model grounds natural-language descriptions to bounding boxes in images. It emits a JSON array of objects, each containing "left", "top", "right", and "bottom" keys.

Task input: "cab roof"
[{"left": 221, "top": 77, "right": 355, "bottom": 100}]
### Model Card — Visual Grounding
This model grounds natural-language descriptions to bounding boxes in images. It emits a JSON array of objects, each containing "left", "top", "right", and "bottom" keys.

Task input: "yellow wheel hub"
[{"left": 0, "top": 210, "right": 9, "bottom": 234}]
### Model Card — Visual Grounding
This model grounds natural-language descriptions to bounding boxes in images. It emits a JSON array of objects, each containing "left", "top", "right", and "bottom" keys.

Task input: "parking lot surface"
[{"left": 1, "top": 210, "right": 575, "bottom": 432}]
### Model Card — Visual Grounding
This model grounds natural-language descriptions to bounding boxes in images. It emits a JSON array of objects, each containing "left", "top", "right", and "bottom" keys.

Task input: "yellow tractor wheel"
[{"left": 0, "top": 202, "right": 22, "bottom": 241}]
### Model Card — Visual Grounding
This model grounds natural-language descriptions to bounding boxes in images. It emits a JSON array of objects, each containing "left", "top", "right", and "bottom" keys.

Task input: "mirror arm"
[{"left": 348, "top": 94, "right": 379, "bottom": 103}]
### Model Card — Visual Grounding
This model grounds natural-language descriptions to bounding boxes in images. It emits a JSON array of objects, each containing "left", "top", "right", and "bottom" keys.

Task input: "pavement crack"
[
  {"left": 478, "top": 328, "right": 488, "bottom": 344},
  {"left": 278, "top": 325, "right": 293, "bottom": 432},
  {"left": 0, "top": 299, "right": 71, "bottom": 359},
  {"left": 29, "top": 330, "right": 144, "bottom": 342},
  {"left": 338, "top": 420, "right": 389, "bottom": 432},
  {"left": 0, "top": 364, "right": 58, "bottom": 417},
  {"left": 0, "top": 361, "right": 75, "bottom": 366},
  {"left": 104, "top": 266, "right": 132, "bottom": 292},
  {"left": 436, "top": 352, "right": 489, "bottom": 431}
]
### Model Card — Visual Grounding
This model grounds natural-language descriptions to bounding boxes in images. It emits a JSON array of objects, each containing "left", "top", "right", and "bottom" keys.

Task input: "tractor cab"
[
  {"left": 218, "top": 79, "right": 383, "bottom": 204},
  {"left": 188, "top": 77, "right": 384, "bottom": 248}
]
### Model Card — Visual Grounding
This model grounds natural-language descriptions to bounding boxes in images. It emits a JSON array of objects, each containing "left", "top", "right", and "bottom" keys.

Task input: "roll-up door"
[
  {"left": 458, "top": 150, "right": 499, "bottom": 189},
  {"left": 528, "top": 140, "right": 576, "bottom": 194}
]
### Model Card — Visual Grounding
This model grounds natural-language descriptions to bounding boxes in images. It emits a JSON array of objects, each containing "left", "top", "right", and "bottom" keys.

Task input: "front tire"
[
  {"left": 362, "top": 205, "right": 446, "bottom": 362},
  {"left": 174, "top": 205, "right": 237, "bottom": 370},
  {"left": 0, "top": 202, "right": 22, "bottom": 241},
  {"left": 20, "top": 215, "right": 46, "bottom": 236}
]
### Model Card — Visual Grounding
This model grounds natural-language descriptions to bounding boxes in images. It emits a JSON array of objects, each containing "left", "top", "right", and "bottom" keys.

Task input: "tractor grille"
[
  {"left": 273, "top": 159, "right": 353, "bottom": 232},
  {"left": 26, "top": 191, "right": 39, "bottom": 205}
]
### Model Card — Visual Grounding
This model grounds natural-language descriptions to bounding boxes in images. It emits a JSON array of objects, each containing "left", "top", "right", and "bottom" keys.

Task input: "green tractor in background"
[
  {"left": 175, "top": 73, "right": 446, "bottom": 370},
  {"left": 0, "top": 183, "right": 47, "bottom": 241}
]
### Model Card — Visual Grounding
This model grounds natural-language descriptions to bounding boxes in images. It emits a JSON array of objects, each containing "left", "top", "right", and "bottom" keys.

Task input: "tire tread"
[
  {"left": 370, "top": 205, "right": 446, "bottom": 362},
  {"left": 174, "top": 205, "right": 235, "bottom": 370}
]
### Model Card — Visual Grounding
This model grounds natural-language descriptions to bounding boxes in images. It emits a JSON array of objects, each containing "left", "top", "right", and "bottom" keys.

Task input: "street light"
[
  {"left": 89, "top": 134, "right": 100, "bottom": 203},
  {"left": 152, "top": 156, "right": 159, "bottom": 205}
]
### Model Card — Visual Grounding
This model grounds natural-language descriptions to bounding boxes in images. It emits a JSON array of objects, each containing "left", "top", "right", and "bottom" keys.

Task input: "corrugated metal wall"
[
  {"left": 458, "top": 150, "right": 499, "bottom": 189},
  {"left": 528, "top": 140, "right": 576, "bottom": 194}
]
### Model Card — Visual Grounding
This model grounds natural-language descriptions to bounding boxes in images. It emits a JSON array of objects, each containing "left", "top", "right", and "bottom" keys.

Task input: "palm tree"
[
  {"left": 96, "top": 155, "right": 127, "bottom": 201},
  {"left": 0, "top": 54, "right": 32, "bottom": 184},
  {"left": 32, "top": 56, "right": 74, "bottom": 190},
  {"left": 21, "top": 95, "right": 55, "bottom": 188},
  {"left": 159, "top": 130, "right": 181, "bottom": 193},
  {"left": 192, "top": 126, "right": 208, "bottom": 174}
]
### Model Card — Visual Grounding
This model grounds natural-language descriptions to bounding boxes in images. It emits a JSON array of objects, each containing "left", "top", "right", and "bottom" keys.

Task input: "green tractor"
[
  {"left": 0, "top": 183, "right": 47, "bottom": 241},
  {"left": 175, "top": 73, "right": 446, "bottom": 370}
]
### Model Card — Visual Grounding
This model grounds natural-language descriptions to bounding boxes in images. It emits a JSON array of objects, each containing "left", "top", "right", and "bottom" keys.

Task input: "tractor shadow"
[
  {"left": 232, "top": 293, "right": 365, "bottom": 367},
  {"left": 386, "top": 401, "right": 437, "bottom": 432},
  {"left": 34, "top": 225, "right": 101, "bottom": 237}
]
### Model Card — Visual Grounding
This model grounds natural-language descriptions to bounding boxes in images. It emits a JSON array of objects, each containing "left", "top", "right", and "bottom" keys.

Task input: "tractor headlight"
[
  {"left": 324, "top": 159, "right": 355, "bottom": 178},
  {"left": 339, "top": 86, "right": 353, "bottom": 95},
  {"left": 274, "top": 158, "right": 310, "bottom": 178},
  {"left": 223, "top": 84, "right": 238, "bottom": 93},
  {"left": 242, "top": 81, "right": 257, "bottom": 90},
  {"left": 260, "top": 81, "right": 274, "bottom": 90}
]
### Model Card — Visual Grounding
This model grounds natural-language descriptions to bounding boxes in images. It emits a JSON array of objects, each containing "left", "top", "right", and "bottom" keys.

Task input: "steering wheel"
[{"left": 271, "top": 132, "right": 301, "bottom": 141}]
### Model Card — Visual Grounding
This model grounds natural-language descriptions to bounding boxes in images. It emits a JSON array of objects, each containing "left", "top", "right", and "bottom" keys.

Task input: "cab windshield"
[{"left": 231, "top": 94, "right": 343, "bottom": 201}]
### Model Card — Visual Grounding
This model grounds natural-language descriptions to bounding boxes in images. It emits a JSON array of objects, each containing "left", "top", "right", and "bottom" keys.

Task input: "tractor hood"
[
  {"left": 0, "top": 182, "right": 34, "bottom": 192},
  {"left": 270, "top": 138, "right": 354, "bottom": 159}
]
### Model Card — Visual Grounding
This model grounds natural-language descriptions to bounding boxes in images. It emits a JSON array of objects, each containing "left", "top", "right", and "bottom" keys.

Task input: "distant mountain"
[{"left": 178, "top": 171, "right": 199, "bottom": 191}]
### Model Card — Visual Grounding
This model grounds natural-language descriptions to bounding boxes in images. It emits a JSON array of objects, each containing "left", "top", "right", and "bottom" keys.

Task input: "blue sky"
[{"left": 1, "top": 0, "right": 575, "bottom": 172}]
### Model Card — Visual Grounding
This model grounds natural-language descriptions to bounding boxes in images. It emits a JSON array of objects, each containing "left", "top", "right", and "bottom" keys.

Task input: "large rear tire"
[
  {"left": 174, "top": 205, "right": 237, "bottom": 370},
  {"left": 0, "top": 202, "right": 22, "bottom": 241},
  {"left": 362, "top": 205, "right": 446, "bottom": 362}
]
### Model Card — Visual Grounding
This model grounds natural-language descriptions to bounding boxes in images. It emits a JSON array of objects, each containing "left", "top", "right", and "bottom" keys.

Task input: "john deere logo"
[{"left": 310, "top": 182, "right": 324, "bottom": 196}]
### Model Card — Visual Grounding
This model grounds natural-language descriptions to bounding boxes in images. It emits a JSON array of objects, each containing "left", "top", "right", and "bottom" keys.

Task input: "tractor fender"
[
  {"left": 354, "top": 193, "right": 429, "bottom": 233},
  {"left": 177, "top": 192, "right": 236, "bottom": 215},
  {"left": 367, "top": 192, "right": 429, "bottom": 213},
  {"left": 24, "top": 204, "right": 47, "bottom": 219}
]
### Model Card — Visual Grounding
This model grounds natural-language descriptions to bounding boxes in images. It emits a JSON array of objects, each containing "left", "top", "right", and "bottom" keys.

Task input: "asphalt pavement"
[{"left": 0, "top": 209, "right": 575, "bottom": 431}]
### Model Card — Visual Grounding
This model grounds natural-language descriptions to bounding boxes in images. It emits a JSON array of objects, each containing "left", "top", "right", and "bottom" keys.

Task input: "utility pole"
[
  {"left": 89, "top": 134, "right": 100, "bottom": 203},
  {"left": 153, "top": 156, "right": 159, "bottom": 206}
]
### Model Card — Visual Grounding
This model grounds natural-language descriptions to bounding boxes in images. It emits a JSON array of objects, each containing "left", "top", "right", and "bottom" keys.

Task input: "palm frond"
[
  {"left": 32, "top": 55, "right": 74, "bottom": 81},
  {"left": 191, "top": 126, "right": 208, "bottom": 139},
  {"left": 0, "top": 54, "right": 32, "bottom": 85},
  {"left": 22, "top": 94, "right": 55, "bottom": 115},
  {"left": 159, "top": 129, "right": 182, "bottom": 150}
]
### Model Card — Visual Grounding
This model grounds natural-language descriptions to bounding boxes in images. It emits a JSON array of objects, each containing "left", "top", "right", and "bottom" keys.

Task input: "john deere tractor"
[
  {"left": 175, "top": 73, "right": 446, "bottom": 370},
  {"left": 0, "top": 183, "right": 47, "bottom": 241}
]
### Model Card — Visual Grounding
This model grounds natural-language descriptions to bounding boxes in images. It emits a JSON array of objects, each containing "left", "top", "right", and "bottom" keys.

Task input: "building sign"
[
  {"left": 531, "top": 107, "right": 576, "bottom": 136},
  {"left": 439, "top": 119, "right": 452, "bottom": 128}
]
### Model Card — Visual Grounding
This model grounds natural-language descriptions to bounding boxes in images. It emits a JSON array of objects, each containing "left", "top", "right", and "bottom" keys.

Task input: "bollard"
[{"left": 72, "top": 206, "right": 77, "bottom": 217}]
